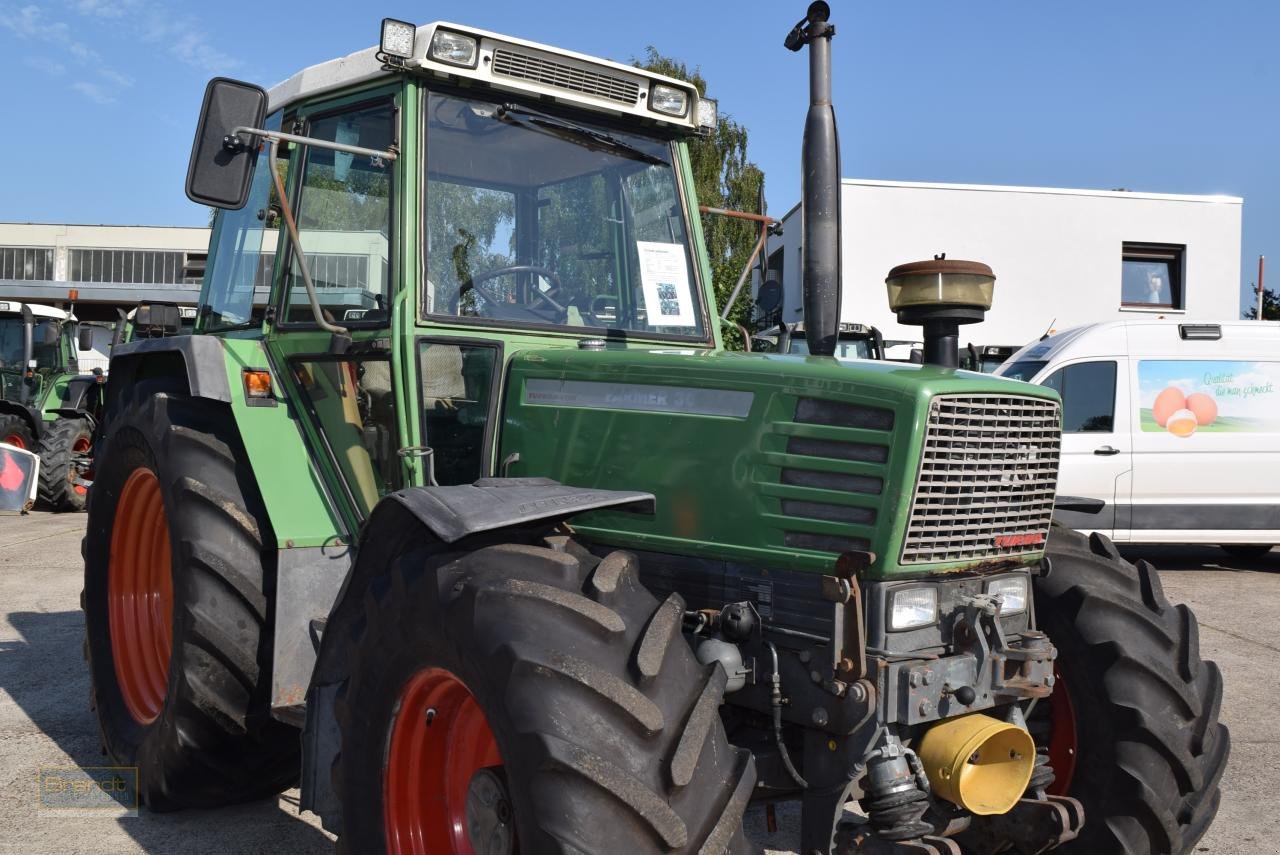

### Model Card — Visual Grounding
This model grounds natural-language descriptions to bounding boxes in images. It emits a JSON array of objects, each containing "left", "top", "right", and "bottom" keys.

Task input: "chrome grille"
[
  {"left": 901, "top": 395, "right": 1060, "bottom": 564},
  {"left": 491, "top": 48, "right": 641, "bottom": 105}
]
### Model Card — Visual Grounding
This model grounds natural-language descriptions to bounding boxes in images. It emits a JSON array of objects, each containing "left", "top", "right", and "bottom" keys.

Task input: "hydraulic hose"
[{"left": 766, "top": 641, "right": 808, "bottom": 789}]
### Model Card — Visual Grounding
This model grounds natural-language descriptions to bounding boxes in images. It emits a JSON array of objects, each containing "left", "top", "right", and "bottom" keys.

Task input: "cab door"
[{"left": 1038, "top": 359, "right": 1131, "bottom": 539}]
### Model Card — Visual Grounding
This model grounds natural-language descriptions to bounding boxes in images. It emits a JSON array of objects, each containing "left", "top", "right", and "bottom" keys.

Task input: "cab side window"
[{"left": 1041, "top": 361, "right": 1117, "bottom": 432}]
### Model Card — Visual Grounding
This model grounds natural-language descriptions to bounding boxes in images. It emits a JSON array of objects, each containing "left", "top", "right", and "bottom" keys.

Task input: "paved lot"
[{"left": 1, "top": 511, "right": 1276, "bottom": 853}]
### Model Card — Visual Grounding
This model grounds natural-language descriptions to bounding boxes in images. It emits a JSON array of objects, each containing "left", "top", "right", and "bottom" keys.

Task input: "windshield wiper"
[{"left": 494, "top": 104, "right": 667, "bottom": 166}]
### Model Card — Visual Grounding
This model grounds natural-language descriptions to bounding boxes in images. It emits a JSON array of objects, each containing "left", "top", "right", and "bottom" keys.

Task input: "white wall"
[{"left": 767, "top": 180, "right": 1243, "bottom": 348}]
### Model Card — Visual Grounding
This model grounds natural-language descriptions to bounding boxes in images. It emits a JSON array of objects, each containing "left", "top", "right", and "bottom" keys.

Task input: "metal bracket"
[{"left": 953, "top": 794, "right": 1085, "bottom": 854}]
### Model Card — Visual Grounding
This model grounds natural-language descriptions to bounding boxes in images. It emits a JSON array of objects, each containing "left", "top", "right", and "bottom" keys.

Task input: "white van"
[{"left": 998, "top": 319, "right": 1280, "bottom": 556}]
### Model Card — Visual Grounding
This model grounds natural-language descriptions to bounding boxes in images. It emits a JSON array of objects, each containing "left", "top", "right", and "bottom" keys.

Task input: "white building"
[{"left": 763, "top": 180, "right": 1244, "bottom": 349}]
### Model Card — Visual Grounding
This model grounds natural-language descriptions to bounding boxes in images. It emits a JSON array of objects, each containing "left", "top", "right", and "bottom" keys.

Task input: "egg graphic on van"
[
  {"left": 1152, "top": 386, "right": 1186, "bottom": 427},
  {"left": 1185, "top": 392, "right": 1218, "bottom": 427},
  {"left": 1166, "top": 408, "right": 1198, "bottom": 438}
]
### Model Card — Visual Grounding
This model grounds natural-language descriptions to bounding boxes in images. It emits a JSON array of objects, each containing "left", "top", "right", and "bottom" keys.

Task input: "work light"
[
  {"left": 649, "top": 84, "right": 688, "bottom": 117},
  {"left": 696, "top": 97, "right": 718, "bottom": 132},
  {"left": 430, "top": 29, "right": 478, "bottom": 68},
  {"left": 380, "top": 18, "right": 416, "bottom": 60},
  {"left": 889, "top": 586, "right": 938, "bottom": 631}
]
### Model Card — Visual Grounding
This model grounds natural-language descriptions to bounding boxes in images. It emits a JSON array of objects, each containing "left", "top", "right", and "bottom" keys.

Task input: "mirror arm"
[
  {"left": 234, "top": 127, "right": 398, "bottom": 163},
  {"left": 267, "top": 137, "right": 348, "bottom": 336}
]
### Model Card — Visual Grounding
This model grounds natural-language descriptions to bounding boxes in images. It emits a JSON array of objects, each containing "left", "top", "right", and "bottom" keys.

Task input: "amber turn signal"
[{"left": 243, "top": 369, "right": 273, "bottom": 399}]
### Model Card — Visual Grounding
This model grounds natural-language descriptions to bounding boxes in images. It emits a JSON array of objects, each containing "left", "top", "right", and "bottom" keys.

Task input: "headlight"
[
  {"left": 890, "top": 586, "right": 938, "bottom": 631},
  {"left": 429, "top": 29, "right": 478, "bottom": 68},
  {"left": 987, "top": 576, "right": 1029, "bottom": 615},
  {"left": 649, "top": 84, "right": 689, "bottom": 117}
]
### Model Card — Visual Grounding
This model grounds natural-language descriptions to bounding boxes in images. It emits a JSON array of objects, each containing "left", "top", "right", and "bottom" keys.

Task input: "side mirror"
[
  {"left": 185, "top": 77, "right": 269, "bottom": 210},
  {"left": 41, "top": 323, "right": 60, "bottom": 346},
  {"left": 78, "top": 326, "right": 94, "bottom": 352}
]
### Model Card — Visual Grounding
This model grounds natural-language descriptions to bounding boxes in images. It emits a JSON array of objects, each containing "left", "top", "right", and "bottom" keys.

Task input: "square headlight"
[
  {"left": 429, "top": 29, "right": 478, "bottom": 68},
  {"left": 649, "top": 84, "right": 689, "bottom": 118},
  {"left": 987, "top": 576, "right": 1029, "bottom": 615},
  {"left": 889, "top": 586, "right": 938, "bottom": 631}
]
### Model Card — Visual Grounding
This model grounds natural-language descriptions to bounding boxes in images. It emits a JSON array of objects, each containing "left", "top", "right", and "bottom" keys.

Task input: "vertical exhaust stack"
[{"left": 786, "top": 1, "right": 842, "bottom": 357}]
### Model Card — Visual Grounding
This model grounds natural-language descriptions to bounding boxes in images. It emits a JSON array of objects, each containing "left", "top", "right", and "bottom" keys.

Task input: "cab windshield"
[
  {"left": 424, "top": 92, "right": 707, "bottom": 339},
  {"left": 0, "top": 315, "right": 61, "bottom": 370}
]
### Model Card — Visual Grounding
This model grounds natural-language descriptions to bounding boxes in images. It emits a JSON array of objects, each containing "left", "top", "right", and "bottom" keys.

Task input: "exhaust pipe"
[
  {"left": 917, "top": 713, "right": 1035, "bottom": 815},
  {"left": 19, "top": 304, "right": 34, "bottom": 406},
  {"left": 786, "top": 1, "right": 842, "bottom": 357}
]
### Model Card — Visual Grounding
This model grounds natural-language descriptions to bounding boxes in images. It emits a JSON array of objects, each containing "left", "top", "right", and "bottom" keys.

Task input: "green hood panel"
[{"left": 499, "top": 348, "right": 1059, "bottom": 580}]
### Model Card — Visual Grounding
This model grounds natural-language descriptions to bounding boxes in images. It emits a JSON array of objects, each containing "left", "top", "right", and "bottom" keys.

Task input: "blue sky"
[{"left": 1, "top": 1, "right": 1275, "bottom": 312}]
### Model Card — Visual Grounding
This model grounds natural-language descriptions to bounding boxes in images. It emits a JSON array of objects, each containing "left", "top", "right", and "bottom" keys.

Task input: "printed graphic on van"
[{"left": 1139, "top": 360, "right": 1280, "bottom": 436}]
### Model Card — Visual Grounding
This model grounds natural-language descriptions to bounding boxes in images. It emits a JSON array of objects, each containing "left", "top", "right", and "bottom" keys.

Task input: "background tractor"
[
  {"left": 83, "top": 5, "right": 1227, "bottom": 854},
  {"left": 0, "top": 299, "right": 103, "bottom": 510}
]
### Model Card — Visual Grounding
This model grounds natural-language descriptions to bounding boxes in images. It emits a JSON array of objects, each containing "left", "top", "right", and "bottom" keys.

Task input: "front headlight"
[
  {"left": 429, "top": 29, "right": 478, "bottom": 68},
  {"left": 890, "top": 586, "right": 938, "bottom": 630},
  {"left": 649, "top": 84, "right": 689, "bottom": 117},
  {"left": 987, "top": 576, "right": 1029, "bottom": 615}
]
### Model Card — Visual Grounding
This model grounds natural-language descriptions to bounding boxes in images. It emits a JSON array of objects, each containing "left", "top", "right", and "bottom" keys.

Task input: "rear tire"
[
  {"left": 83, "top": 390, "right": 298, "bottom": 809},
  {"left": 1220, "top": 543, "right": 1272, "bottom": 559},
  {"left": 1034, "top": 527, "right": 1229, "bottom": 854},
  {"left": 38, "top": 417, "right": 92, "bottom": 511},
  {"left": 333, "top": 542, "right": 757, "bottom": 854},
  {"left": 0, "top": 412, "right": 35, "bottom": 451}
]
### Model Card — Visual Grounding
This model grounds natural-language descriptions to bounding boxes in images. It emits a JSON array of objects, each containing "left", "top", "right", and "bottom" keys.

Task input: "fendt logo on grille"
[{"left": 994, "top": 533, "right": 1046, "bottom": 548}]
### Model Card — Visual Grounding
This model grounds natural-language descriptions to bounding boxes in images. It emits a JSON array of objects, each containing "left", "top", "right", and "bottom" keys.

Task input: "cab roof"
[
  {"left": 0, "top": 301, "right": 70, "bottom": 320},
  {"left": 267, "top": 20, "right": 701, "bottom": 132}
]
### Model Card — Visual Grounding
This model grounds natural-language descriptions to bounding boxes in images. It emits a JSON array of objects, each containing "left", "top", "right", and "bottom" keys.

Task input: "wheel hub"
[
  {"left": 384, "top": 667, "right": 506, "bottom": 855},
  {"left": 106, "top": 467, "right": 173, "bottom": 725}
]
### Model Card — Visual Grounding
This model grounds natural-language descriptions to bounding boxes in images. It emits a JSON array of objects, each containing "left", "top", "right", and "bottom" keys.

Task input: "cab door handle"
[{"left": 1094, "top": 445, "right": 1120, "bottom": 456}]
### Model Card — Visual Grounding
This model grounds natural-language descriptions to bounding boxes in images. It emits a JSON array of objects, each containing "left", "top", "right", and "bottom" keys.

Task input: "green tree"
[
  {"left": 1243, "top": 287, "right": 1279, "bottom": 320},
  {"left": 637, "top": 48, "right": 765, "bottom": 348}
]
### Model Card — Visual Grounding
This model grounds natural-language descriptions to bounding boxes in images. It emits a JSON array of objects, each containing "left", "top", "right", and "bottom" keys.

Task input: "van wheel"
[{"left": 1220, "top": 544, "right": 1272, "bottom": 559}]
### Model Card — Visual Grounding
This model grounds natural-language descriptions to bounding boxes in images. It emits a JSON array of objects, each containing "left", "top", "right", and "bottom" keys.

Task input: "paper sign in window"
[{"left": 636, "top": 241, "right": 695, "bottom": 327}]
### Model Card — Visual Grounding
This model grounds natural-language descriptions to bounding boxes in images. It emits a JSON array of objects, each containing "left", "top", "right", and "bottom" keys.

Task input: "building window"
[
  {"left": 1121, "top": 242, "right": 1184, "bottom": 309},
  {"left": 0, "top": 247, "right": 54, "bottom": 281},
  {"left": 68, "top": 248, "right": 198, "bottom": 284}
]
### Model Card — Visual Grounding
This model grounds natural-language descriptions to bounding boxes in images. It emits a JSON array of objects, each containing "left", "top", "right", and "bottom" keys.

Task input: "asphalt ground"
[{"left": 1, "top": 510, "right": 1276, "bottom": 854}]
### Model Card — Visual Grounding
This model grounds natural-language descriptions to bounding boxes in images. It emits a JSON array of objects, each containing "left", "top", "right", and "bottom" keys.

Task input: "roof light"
[
  {"left": 0, "top": 302, "right": 11, "bottom": 313},
  {"left": 1179, "top": 323, "right": 1221, "bottom": 341},
  {"left": 380, "top": 18, "right": 417, "bottom": 60},
  {"left": 696, "top": 96, "right": 718, "bottom": 132},
  {"left": 429, "top": 29, "right": 478, "bottom": 68},
  {"left": 649, "top": 84, "right": 688, "bottom": 118}
]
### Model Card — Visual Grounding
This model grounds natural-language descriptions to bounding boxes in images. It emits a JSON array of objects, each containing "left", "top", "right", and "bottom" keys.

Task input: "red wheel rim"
[
  {"left": 107, "top": 467, "right": 173, "bottom": 725},
  {"left": 3, "top": 433, "right": 26, "bottom": 450},
  {"left": 1046, "top": 663, "right": 1078, "bottom": 795},
  {"left": 384, "top": 668, "right": 504, "bottom": 855},
  {"left": 72, "top": 435, "right": 92, "bottom": 496}
]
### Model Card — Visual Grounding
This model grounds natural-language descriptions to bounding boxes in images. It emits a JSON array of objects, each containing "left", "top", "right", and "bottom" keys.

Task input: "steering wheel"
[{"left": 460, "top": 265, "right": 566, "bottom": 319}]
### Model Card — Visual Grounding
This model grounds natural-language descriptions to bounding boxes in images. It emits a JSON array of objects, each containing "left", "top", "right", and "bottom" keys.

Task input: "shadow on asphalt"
[
  {"left": 1, "top": 610, "right": 333, "bottom": 854},
  {"left": 1117, "top": 544, "right": 1279, "bottom": 574}
]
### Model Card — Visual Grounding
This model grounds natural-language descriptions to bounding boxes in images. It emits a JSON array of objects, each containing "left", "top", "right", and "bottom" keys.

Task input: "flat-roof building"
[{"left": 762, "top": 180, "right": 1244, "bottom": 351}]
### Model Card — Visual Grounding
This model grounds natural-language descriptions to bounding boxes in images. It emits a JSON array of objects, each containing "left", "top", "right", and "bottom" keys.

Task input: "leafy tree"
[
  {"left": 1243, "top": 287, "right": 1279, "bottom": 320},
  {"left": 637, "top": 48, "right": 765, "bottom": 348}
]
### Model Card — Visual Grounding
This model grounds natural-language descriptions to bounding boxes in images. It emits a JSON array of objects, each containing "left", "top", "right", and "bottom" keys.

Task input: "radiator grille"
[
  {"left": 491, "top": 48, "right": 641, "bottom": 105},
  {"left": 901, "top": 395, "right": 1060, "bottom": 564}
]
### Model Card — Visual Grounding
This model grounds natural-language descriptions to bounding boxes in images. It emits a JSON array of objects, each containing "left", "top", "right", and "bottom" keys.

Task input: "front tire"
[
  {"left": 333, "top": 542, "right": 756, "bottom": 854},
  {"left": 83, "top": 390, "right": 298, "bottom": 808},
  {"left": 38, "top": 417, "right": 93, "bottom": 511},
  {"left": 1034, "top": 527, "right": 1229, "bottom": 854}
]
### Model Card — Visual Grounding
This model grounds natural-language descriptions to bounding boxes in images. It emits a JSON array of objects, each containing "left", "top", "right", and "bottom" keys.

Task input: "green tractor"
[
  {"left": 84, "top": 7, "right": 1227, "bottom": 854},
  {"left": 0, "top": 299, "right": 103, "bottom": 510}
]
